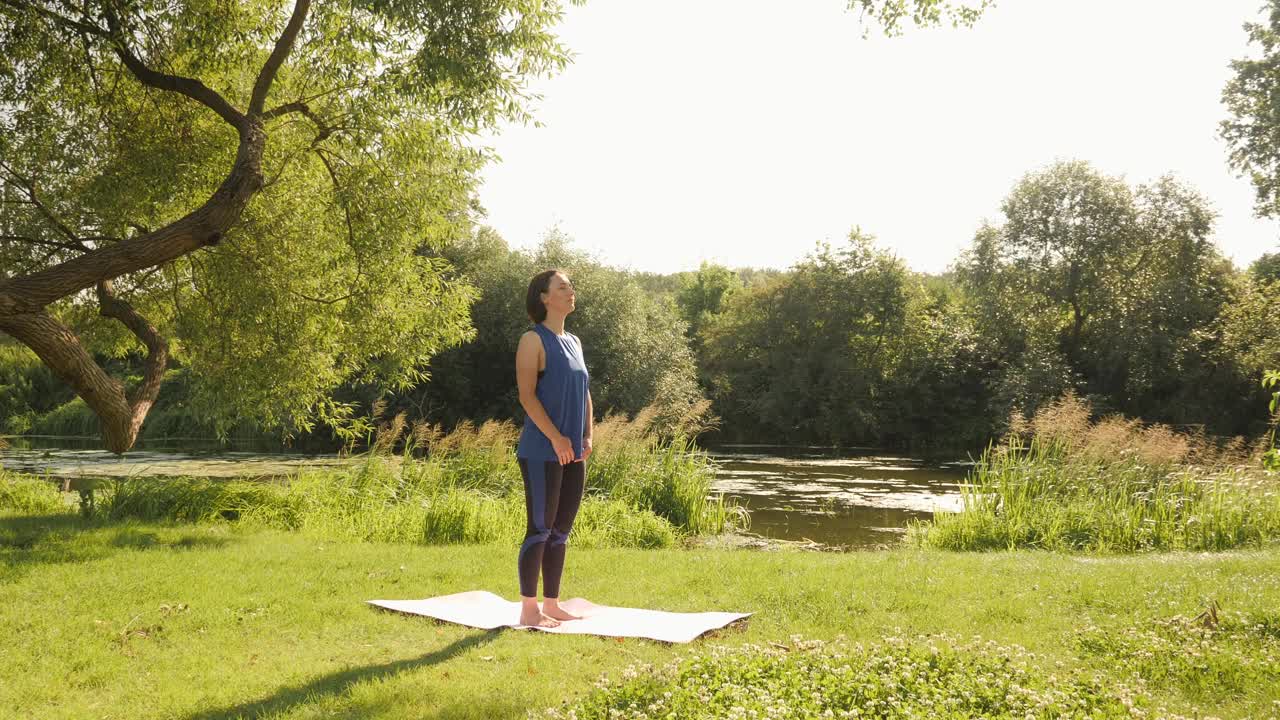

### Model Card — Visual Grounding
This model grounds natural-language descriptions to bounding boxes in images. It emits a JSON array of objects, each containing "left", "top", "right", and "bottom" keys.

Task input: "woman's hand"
[
  {"left": 551, "top": 434, "right": 575, "bottom": 466},
  {"left": 581, "top": 436, "right": 593, "bottom": 461}
]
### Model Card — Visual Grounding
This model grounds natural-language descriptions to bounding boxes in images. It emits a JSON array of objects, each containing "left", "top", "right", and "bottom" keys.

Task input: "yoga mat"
[{"left": 368, "top": 590, "right": 751, "bottom": 643}]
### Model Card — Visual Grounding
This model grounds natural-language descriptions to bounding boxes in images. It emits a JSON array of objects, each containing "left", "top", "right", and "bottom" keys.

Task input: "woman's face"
[{"left": 541, "top": 272, "right": 576, "bottom": 316}]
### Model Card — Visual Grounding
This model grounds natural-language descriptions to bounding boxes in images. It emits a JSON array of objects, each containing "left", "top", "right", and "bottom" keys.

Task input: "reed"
[
  {"left": 63, "top": 406, "right": 740, "bottom": 549},
  {"left": 914, "top": 395, "right": 1280, "bottom": 552}
]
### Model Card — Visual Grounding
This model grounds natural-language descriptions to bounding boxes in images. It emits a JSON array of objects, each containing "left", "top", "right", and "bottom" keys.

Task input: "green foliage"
[
  {"left": 399, "top": 228, "right": 705, "bottom": 433},
  {"left": 700, "top": 230, "right": 989, "bottom": 450},
  {"left": 1220, "top": 278, "right": 1280, "bottom": 380},
  {"left": 0, "top": 343, "right": 70, "bottom": 434},
  {"left": 956, "top": 161, "right": 1244, "bottom": 434},
  {"left": 1222, "top": 2, "right": 1280, "bottom": 218},
  {"left": 916, "top": 440, "right": 1280, "bottom": 552},
  {"left": 1251, "top": 251, "right": 1280, "bottom": 284},
  {"left": 585, "top": 411, "right": 745, "bottom": 536},
  {"left": 0, "top": 0, "right": 584, "bottom": 442},
  {"left": 849, "top": 0, "right": 993, "bottom": 36},
  {"left": 538, "top": 634, "right": 1158, "bottom": 719},
  {"left": 1264, "top": 370, "right": 1280, "bottom": 472},
  {"left": 675, "top": 262, "right": 742, "bottom": 345},
  {"left": 245, "top": 459, "right": 678, "bottom": 549},
  {"left": 702, "top": 231, "right": 907, "bottom": 445},
  {"left": 98, "top": 476, "right": 285, "bottom": 524},
  {"left": 30, "top": 398, "right": 99, "bottom": 437}
]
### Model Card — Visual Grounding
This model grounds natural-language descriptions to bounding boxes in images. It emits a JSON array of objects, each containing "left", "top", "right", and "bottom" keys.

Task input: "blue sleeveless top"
[{"left": 516, "top": 323, "right": 590, "bottom": 461}]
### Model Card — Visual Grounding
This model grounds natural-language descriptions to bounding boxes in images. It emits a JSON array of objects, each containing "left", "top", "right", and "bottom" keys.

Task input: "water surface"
[{"left": 707, "top": 445, "right": 969, "bottom": 548}]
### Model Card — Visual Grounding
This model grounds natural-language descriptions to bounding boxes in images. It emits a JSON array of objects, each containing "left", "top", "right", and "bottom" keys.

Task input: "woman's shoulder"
[{"left": 517, "top": 329, "right": 543, "bottom": 350}]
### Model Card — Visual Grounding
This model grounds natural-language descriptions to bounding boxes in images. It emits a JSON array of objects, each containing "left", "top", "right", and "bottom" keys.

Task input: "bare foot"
[
  {"left": 519, "top": 607, "right": 560, "bottom": 628},
  {"left": 543, "top": 604, "right": 581, "bottom": 621}
]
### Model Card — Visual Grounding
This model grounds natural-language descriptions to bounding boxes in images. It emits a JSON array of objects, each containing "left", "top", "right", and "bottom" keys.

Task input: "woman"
[{"left": 514, "top": 269, "right": 593, "bottom": 628}]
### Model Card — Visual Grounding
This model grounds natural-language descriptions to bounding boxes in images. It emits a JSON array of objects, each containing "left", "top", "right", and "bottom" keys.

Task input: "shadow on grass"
[
  {"left": 0, "top": 513, "right": 236, "bottom": 583},
  {"left": 183, "top": 629, "right": 508, "bottom": 720}
]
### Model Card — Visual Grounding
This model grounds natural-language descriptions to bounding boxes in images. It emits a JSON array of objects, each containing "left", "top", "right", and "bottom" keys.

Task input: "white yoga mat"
[{"left": 368, "top": 590, "right": 751, "bottom": 644}]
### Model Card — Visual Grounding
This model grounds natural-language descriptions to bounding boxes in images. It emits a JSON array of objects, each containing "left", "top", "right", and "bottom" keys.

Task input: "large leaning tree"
[
  {"left": 0, "top": 0, "right": 988, "bottom": 454},
  {"left": 0, "top": 0, "right": 582, "bottom": 451}
]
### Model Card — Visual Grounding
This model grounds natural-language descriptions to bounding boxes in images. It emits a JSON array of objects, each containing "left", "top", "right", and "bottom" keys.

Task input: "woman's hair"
[{"left": 525, "top": 269, "right": 562, "bottom": 323}]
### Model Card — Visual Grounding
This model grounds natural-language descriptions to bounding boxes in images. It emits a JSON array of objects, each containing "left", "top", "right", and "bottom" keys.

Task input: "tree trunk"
[
  {"left": 0, "top": 0, "right": 311, "bottom": 453},
  {"left": 0, "top": 122, "right": 267, "bottom": 453}
]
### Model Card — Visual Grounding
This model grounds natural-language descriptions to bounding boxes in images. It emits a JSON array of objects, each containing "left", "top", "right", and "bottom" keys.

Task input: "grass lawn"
[{"left": 3, "top": 510, "right": 1279, "bottom": 719}]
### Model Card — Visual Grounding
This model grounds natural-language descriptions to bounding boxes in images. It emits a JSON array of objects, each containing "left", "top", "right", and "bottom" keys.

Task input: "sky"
[{"left": 474, "top": 0, "right": 1280, "bottom": 276}]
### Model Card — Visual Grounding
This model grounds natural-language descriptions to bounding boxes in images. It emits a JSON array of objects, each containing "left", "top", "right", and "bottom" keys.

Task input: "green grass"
[
  {"left": 3, "top": 498, "right": 1280, "bottom": 719},
  {"left": 547, "top": 636, "right": 1154, "bottom": 719}
]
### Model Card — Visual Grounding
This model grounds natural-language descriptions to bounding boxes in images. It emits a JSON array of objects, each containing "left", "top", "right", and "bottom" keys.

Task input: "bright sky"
[{"left": 475, "top": 0, "right": 1280, "bottom": 276}]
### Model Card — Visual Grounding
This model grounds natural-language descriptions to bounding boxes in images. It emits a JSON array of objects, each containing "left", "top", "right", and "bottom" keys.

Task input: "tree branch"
[
  {"left": 96, "top": 279, "right": 168, "bottom": 420},
  {"left": 99, "top": 5, "right": 247, "bottom": 132},
  {"left": 0, "top": 0, "right": 108, "bottom": 37},
  {"left": 0, "top": 161, "right": 90, "bottom": 248},
  {"left": 262, "top": 81, "right": 366, "bottom": 119},
  {"left": 1, "top": 2, "right": 247, "bottom": 130},
  {"left": 249, "top": 0, "right": 312, "bottom": 116},
  {"left": 0, "top": 234, "right": 84, "bottom": 252}
]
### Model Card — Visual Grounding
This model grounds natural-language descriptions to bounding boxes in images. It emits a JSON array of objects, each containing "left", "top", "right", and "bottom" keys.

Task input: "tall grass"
[
  {"left": 34, "top": 406, "right": 744, "bottom": 549},
  {"left": 585, "top": 405, "right": 746, "bottom": 536},
  {"left": 913, "top": 393, "right": 1280, "bottom": 552},
  {"left": 230, "top": 457, "right": 678, "bottom": 548},
  {"left": 0, "top": 472, "right": 68, "bottom": 515}
]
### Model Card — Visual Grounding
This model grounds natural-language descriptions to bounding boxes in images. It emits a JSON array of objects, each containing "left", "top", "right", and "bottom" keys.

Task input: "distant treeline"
[{"left": 3, "top": 160, "right": 1279, "bottom": 454}]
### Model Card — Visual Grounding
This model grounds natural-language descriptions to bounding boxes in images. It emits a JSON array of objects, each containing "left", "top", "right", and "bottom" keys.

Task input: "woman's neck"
[{"left": 541, "top": 314, "right": 566, "bottom": 335}]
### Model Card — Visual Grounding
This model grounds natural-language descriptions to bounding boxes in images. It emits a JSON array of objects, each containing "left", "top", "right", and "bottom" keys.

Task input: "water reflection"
[
  {"left": 707, "top": 445, "right": 970, "bottom": 549},
  {"left": 0, "top": 435, "right": 348, "bottom": 479}
]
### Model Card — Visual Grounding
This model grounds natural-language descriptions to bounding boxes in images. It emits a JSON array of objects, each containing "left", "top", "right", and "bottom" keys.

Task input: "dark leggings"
[{"left": 517, "top": 458, "right": 585, "bottom": 599}]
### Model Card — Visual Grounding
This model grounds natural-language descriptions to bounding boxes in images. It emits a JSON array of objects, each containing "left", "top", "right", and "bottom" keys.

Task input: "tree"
[
  {"left": 396, "top": 228, "right": 704, "bottom": 430},
  {"left": 1220, "top": 273, "right": 1280, "bottom": 383},
  {"left": 675, "top": 262, "right": 742, "bottom": 351},
  {"left": 702, "top": 231, "right": 914, "bottom": 445},
  {"left": 0, "top": 0, "right": 988, "bottom": 452},
  {"left": 957, "top": 161, "right": 1244, "bottom": 431},
  {"left": 1222, "top": 1, "right": 1280, "bottom": 218},
  {"left": 0, "top": 0, "right": 579, "bottom": 451},
  {"left": 1251, "top": 251, "right": 1280, "bottom": 284},
  {"left": 997, "top": 160, "right": 1141, "bottom": 364}
]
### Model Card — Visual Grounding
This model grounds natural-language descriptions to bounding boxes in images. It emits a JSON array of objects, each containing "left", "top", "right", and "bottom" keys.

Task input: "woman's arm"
[
  {"left": 582, "top": 390, "right": 594, "bottom": 460},
  {"left": 516, "top": 331, "right": 574, "bottom": 465}
]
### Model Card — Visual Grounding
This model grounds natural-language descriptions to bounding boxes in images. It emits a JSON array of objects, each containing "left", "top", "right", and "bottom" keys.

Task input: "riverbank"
[{"left": 3, "top": 507, "right": 1278, "bottom": 719}]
